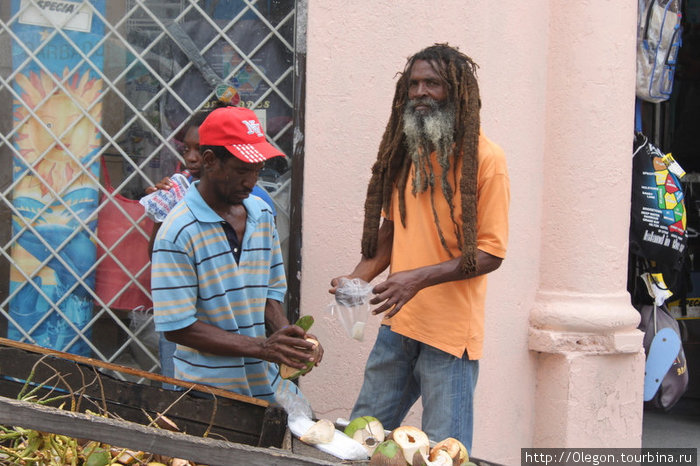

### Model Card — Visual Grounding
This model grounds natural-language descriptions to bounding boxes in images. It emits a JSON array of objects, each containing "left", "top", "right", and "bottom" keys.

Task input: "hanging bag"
[
  {"left": 636, "top": 0, "right": 683, "bottom": 103},
  {"left": 628, "top": 133, "right": 691, "bottom": 307},
  {"left": 630, "top": 133, "right": 688, "bottom": 271},
  {"left": 638, "top": 303, "right": 689, "bottom": 410},
  {"left": 95, "top": 156, "right": 154, "bottom": 310}
]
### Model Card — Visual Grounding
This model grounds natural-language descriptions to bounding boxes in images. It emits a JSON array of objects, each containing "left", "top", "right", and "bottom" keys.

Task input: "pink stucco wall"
[{"left": 298, "top": 1, "right": 639, "bottom": 463}]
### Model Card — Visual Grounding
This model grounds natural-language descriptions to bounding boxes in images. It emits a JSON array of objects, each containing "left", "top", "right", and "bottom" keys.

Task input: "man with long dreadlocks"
[{"left": 330, "top": 43, "right": 509, "bottom": 451}]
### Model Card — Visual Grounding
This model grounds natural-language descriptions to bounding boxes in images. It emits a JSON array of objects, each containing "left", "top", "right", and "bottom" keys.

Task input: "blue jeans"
[
  {"left": 350, "top": 325, "right": 479, "bottom": 452},
  {"left": 159, "top": 332, "right": 177, "bottom": 390}
]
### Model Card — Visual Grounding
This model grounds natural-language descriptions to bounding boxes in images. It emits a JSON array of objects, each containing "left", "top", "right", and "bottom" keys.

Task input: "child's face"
[{"left": 182, "top": 126, "right": 202, "bottom": 179}]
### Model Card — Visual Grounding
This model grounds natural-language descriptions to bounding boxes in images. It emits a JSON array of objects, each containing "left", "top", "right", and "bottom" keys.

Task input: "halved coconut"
[
  {"left": 280, "top": 337, "right": 320, "bottom": 380},
  {"left": 389, "top": 425, "right": 430, "bottom": 465},
  {"left": 300, "top": 418, "right": 335, "bottom": 444},
  {"left": 344, "top": 415, "right": 386, "bottom": 455},
  {"left": 430, "top": 437, "right": 469, "bottom": 465}
]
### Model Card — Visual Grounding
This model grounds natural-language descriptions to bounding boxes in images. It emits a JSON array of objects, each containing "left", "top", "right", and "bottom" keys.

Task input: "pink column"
[{"left": 529, "top": 0, "right": 646, "bottom": 447}]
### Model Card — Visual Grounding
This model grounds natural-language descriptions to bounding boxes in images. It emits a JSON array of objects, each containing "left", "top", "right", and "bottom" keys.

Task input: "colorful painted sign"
[{"left": 9, "top": 0, "right": 105, "bottom": 356}]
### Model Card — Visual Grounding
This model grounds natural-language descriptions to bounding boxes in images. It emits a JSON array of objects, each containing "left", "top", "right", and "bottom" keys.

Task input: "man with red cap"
[{"left": 151, "top": 106, "right": 322, "bottom": 403}]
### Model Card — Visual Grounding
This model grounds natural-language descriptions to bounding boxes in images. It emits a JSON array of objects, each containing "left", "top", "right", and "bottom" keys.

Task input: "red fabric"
[
  {"left": 198, "top": 106, "right": 285, "bottom": 162},
  {"left": 95, "top": 159, "right": 153, "bottom": 310}
]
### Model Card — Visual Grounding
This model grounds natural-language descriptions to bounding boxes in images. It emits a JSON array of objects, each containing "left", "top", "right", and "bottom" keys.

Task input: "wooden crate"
[
  {"left": 0, "top": 337, "right": 351, "bottom": 466},
  {"left": 0, "top": 337, "right": 285, "bottom": 448},
  {"left": 0, "top": 338, "right": 504, "bottom": 466},
  {"left": 0, "top": 396, "right": 337, "bottom": 466}
]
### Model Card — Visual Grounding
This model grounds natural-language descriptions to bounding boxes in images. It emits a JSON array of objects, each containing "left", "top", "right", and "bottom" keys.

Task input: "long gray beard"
[{"left": 403, "top": 99, "right": 456, "bottom": 194}]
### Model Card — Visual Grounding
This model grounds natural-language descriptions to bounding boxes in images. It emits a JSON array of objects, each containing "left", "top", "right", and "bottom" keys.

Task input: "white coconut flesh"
[
  {"left": 391, "top": 426, "right": 430, "bottom": 465},
  {"left": 279, "top": 338, "right": 319, "bottom": 379},
  {"left": 345, "top": 416, "right": 386, "bottom": 456},
  {"left": 300, "top": 418, "right": 335, "bottom": 444}
]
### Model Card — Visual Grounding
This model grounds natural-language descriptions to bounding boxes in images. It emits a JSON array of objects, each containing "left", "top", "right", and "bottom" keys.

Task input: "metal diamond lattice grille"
[{"left": 0, "top": 0, "right": 296, "bottom": 383}]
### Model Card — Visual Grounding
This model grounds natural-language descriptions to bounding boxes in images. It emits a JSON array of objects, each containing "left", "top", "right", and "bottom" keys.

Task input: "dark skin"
[
  {"left": 330, "top": 220, "right": 502, "bottom": 318},
  {"left": 147, "top": 126, "right": 202, "bottom": 257},
  {"left": 330, "top": 59, "right": 503, "bottom": 317},
  {"left": 145, "top": 126, "right": 203, "bottom": 196},
  {"left": 165, "top": 148, "right": 323, "bottom": 371}
]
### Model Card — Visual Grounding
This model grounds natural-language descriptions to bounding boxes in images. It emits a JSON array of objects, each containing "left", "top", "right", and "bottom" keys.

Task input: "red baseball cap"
[{"left": 198, "top": 106, "right": 285, "bottom": 163}]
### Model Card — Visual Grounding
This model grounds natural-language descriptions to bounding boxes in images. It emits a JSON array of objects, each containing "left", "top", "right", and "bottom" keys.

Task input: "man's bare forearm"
[
  {"left": 418, "top": 249, "right": 503, "bottom": 288},
  {"left": 264, "top": 298, "right": 290, "bottom": 333},
  {"left": 370, "top": 249, "right": 503, "bottom": 317},
  {"left": 165, "top": 320, "right": 265, "bottom": 358},
  {"left": 350, "top": 219, "right": 394, "bottom": 282},
  {"left": 164, "top": 317, "right": 313, "bottom": 369}
]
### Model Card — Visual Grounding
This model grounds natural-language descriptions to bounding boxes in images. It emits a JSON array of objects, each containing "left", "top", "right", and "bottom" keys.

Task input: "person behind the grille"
[{"left": 151, "top": 106, "right": 322, "bottom": 402}]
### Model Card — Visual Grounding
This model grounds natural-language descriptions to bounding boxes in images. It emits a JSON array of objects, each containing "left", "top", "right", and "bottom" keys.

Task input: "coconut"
[
  {"left": 295, "top": 315, "right": 315, "bottom": 332},
  {"left": 344, "top": 415, "right": 386, "bottom": 455},
  {"left": 300, "top": 418, "right": 335, "bottom": 444},
  {"left": 280, "top": 315, "right": 318, "bottom": 380},
  {"left": 389, "top": 426, "right": 430, "bottom": 465},
  {"left": 430, "top": 437, "right": 469, "bottom": 466},
  {"left": 414, "top": 449, "right": 454, "bottom": 466},
  {"left": 280, "top": 337, "right": 320, "bottom": 380},
  {"left": 369, "top": 439, "right": 406, "bottom": 465}
]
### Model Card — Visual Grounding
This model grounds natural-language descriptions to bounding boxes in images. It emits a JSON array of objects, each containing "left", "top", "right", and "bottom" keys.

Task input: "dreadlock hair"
[{"left": 360, "top": 43, "right": 481, "bottom": 274}]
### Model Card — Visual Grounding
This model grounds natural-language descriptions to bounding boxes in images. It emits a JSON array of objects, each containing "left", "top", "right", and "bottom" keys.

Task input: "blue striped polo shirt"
[{"left": 151, "top": 181, "right": 300, "bottom": 403}]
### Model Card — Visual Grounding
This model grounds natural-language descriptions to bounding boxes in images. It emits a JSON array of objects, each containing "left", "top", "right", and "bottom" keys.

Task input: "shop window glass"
[{"left": 0, "top": 0, "right": 299, "bottom": 380}]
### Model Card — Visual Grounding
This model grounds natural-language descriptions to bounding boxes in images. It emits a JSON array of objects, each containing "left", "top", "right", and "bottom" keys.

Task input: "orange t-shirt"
[{"left": 384, "top": 133, "right": 509, "bottom": 359}]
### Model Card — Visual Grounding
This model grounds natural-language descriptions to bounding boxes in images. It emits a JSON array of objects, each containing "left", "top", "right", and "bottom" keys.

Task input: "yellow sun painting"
[{"left": 13, "top": 68, "right": 103, "bottom": 198}]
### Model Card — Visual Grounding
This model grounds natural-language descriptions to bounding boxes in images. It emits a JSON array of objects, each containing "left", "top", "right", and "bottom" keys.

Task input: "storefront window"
[{"left": 0, "top": 0, "right": 299, "bottom": 379}]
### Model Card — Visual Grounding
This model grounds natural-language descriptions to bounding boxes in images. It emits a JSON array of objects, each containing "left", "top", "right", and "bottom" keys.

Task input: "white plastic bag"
[
  {"left": 139, "top": 173, "right": 190, "bottom": 222},
  {"left": 277, "top": 390, "right": 368, "bottom": 460},
  {"left": 128, "top": 306, "right": 159, "bottom": 368},
  {"left": 636, "top": 0, "right": 682, "bottom": 103},
  {"left": 287, "top": 416, "right": 368, "bottom": 461},
  {"left": 327, "top": 278, "right": 373, "bottom": 341}
]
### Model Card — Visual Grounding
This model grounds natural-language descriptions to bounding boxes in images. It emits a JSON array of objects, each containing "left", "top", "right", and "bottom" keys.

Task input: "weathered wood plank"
[
  {"left": 0, "top": 396, "right": 338, "bottom": 466},
  {"left": 0, "top": 347, "right": 267, "bottom": 439},
  {"left": 257, "top": 406, "right": 288, "bottom": 448},
  {"left": 0, "top": 337, "right": 267, "bottom": 407},
  {"left": 0, "top": 378, "right": 262, "bottom": 445},
  {"left": 0, "top": 337, "right": 295, "bottom": 448}
]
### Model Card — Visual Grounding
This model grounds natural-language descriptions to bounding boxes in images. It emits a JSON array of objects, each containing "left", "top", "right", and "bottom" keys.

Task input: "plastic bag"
[
  {"left": 636, "top": 0, "right": 682, "bottom": 103},
  {"left": 278, "top": 390, "right": 368, "bottom": 461},
  {"left": 327, "top": 278, "right": 373, "bottom": 341},
  {"left": 96, "top": 156, "right": 153, "bottom": 311},
  {"left": 276, "top": 389, "right": 314, "bottom": 420},
  {"left": 139, "top": 173, "right": 191, "bottom": 222},
  {"left": 129, "top": 306, "right": 159, "bottom": 368},
  {"left": 288, "top": 416, "right": 368, "bottom": 461}
]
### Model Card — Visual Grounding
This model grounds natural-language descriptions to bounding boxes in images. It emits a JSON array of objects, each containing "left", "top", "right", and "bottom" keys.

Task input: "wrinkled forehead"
[
  {"left": 408, "top": 56, "right": 446, "bottom": 74},
  {"left": 407, "top": 59, "right": 451, "bottom": 95}
]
